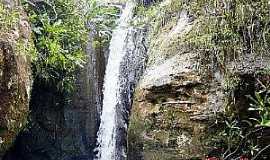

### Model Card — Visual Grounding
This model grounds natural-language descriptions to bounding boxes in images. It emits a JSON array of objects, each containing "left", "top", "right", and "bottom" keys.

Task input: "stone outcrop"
[
  {"left": 0, "top": 0, "right": 32, "bottom": 158},
  {"left": 127, "top": 14, "right": 224, "bottom": 159},
  {"left": 128, "top": 58, "right": 223, "bottom": 159},
  {"left": 127, "top": 1, "right": 270, "bottom": 159}
]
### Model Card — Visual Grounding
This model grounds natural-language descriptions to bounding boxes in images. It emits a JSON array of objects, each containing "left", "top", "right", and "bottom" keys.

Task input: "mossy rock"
[{"left": 0, "top": 1, "right": 32, "bottom": 157}]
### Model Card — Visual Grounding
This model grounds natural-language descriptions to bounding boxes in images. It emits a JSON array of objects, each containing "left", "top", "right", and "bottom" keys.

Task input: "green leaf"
[{"left": 261, "top": 119, "right": 270, "bottom": 127}]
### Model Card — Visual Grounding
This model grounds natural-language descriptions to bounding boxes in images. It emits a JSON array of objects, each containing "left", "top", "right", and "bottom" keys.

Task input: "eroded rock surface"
[
  {"left": 0, "top": 0, "right": 32, "bottom": 158},
  {"left": 128, "top": 10, "right": 224, "bottom": 160},
  {"left": 128, "top": 1, "right": 270, "bottom": 159},
  {"left": 128, "top": 55, "right": 224, "bottom": 160}
]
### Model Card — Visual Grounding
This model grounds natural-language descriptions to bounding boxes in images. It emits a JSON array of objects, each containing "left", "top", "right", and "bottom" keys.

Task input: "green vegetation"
[
  {"left": 23, "top": 0, "right": 88, "bottom": 93},
  {"left": 187, "top": 1, "right": 270, "bottom": 158},
  {"left": 88, "top": 1, "right": 120, "bottom": 50},
  {"left": 183, "top": 0, "right": 270, "bottom": 74},
  {"left": 190, "top": 1, "right": 270, "bottom": 158},
  {"left": 248, "top": 81, "right": 270, "bottom": 127},
  {"left": 2, "top": 0, "right": 270, "bottom": 158},
  {"left": 0, "top": 3, "right": 19, "bottom": 36},
  {"left": 0, "top": 2, "right": 35, "bottom": 58},
  {"left": 21, "top": 0, "right": 120, "bottom": 93},
  {"left": 134, "top": 0, "right": 270, "bottom": 67},
  {"left": 133, "top": 0, "right": 183, "bottom": 33},
  {"left": 207, "top": 77, "right": 270, "bottom": 159}
]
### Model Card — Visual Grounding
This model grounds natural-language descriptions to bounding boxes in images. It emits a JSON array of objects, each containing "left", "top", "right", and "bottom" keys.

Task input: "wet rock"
[{"left": 115, "top": 27, "right": 148, "bottom": 160}]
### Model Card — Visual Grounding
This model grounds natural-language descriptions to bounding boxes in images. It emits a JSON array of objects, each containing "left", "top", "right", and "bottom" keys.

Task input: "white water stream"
[{"left": 94, "top": 2, "right": 135, "bottom": 160}]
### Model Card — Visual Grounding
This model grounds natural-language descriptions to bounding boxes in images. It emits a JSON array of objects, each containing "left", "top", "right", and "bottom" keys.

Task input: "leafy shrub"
[
  {"left": 248, "top": 81, "right": 270, "bottom": 127},
  {"left": 23, "top": 0, "right": 88, "bottom": 93}
]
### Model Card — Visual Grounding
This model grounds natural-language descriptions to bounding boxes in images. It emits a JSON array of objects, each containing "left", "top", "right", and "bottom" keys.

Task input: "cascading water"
[{"left": 94, "top": 2, "right": 135, "bottom": 160}]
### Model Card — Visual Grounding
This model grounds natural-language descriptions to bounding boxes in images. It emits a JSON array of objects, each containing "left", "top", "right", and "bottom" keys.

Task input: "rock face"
[
  {"left": 0, "top": 0, "right": 32, "bottom": 158},
  {"left": 127, "top": 8, "right": 223, "bottom": 160},
  {"left": 128, "top": 56, "right": 223, "bottom": 159},
  {"left": 3, "top": 25, "right": 107, "bottom": 160},
  {"left": 114, "top": 27, "right": 148, "bottom": 159},
  {"left": 128, "top": 17, "right": 223, "bottom": 160},
  {"left": 62, "top": 25, "right": 106, "bottom": 159},
  {"left": 127, "top": 1, "right": 270, "bottom": 160}
]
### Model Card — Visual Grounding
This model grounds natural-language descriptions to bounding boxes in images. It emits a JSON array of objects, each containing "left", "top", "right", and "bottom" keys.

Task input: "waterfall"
[{"left": 94, "top": 2, "right": 135, "bottom": 160}]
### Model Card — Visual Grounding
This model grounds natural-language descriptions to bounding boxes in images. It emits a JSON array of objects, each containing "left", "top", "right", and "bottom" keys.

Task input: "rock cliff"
[
  {"left": 0, "top": 0, "right": 32, "bottom": 158},
  {"left": 128, "top": 0, "right": 270, "bottom": 159},
  {"left": 128, "top": 10, "right": 223, "bottom": 160},
  {"left": 3, "top": 25, "right": 107, "bottom": 160}
]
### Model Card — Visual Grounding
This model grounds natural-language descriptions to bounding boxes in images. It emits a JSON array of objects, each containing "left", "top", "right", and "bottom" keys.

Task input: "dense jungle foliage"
[
  {"left": 20, "top": 0, "right": 120, "bottom": 94},
  {"left": 23, "top": 0, "right": 88, "bottom": 93}
]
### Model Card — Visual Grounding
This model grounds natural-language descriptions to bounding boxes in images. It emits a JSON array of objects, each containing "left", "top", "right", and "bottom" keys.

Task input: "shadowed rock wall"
[
  {"left": 114, "top": 27, "right": 148, "bottom": 160},
  {"left": 3, "top": 25, "right": 107, "bottom": 160}
]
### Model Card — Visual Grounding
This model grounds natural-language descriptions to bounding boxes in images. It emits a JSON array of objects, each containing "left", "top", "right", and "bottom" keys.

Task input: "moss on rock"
[
  {"left": 0, "top": 0, "right": 32, "bottom": 157},
  {"left": 128, "top": 0, "right": 270, "bottom": 159}
]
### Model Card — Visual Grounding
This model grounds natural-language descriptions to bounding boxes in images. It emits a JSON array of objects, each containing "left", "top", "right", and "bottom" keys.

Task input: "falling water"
[{"left": 94, "top": 2, "right": 135, "bottom": 160}]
